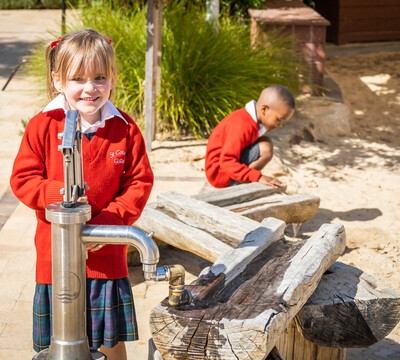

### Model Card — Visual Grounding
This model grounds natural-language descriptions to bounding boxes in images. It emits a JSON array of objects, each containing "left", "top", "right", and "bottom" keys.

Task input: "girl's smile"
[{"left": 80, "top": 96, "right": 100, "bottom": 101}]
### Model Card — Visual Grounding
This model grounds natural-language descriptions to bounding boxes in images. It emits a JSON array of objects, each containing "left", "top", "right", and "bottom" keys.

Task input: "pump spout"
[{"left": 82, "top": 225, "right": 159, "bottom": 280}]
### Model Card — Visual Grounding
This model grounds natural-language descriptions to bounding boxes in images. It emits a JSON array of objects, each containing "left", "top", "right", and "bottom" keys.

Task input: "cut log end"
[{"left": 296, "top": 261, "right": 400, "bottom": 348}]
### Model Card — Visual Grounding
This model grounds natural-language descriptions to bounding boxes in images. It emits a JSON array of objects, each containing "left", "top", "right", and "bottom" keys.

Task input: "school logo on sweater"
[{"left": 109, "top": 150, "right": 126, "bottom": 165}]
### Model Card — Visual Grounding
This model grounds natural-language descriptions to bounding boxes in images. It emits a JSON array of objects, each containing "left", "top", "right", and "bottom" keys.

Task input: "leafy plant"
[
  {"left": 158, "top": 2, "right": 303, "bottom": 136},
  {"left": 25, "top": 0, "right": 304, "bottom": 137},
  {"left": 80, "top": 1, "right": 147, "bottom": 120},
  {"left": 0, "top": 0, "right": 78, "bottom": 9}
]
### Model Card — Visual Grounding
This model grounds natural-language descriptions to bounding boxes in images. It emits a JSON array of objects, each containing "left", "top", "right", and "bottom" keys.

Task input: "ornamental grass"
[{"left": 25, "top": 0, "right": 304, "bottom": 138}]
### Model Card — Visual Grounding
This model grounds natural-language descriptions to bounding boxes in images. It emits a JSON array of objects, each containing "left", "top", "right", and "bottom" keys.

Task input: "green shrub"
[
  {"left": 190, "top": 0, "right": 266, "bottom": 17},
  {"left": 25, "top": 0, "right": 304, "bottom": 137},
  {"left": 0, "top": 0, "right": 78, "bottom": 9},
  {"left": 159, "top": 2, "right": 302, "bottom": 136},
  {"left": 80, "top": 1, "right": 147, "bottom": 122}
]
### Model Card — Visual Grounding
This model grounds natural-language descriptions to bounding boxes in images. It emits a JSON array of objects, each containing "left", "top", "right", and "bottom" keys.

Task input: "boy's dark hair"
[{"left": 270, "top": 85, "right": 295, "bottom": 110}]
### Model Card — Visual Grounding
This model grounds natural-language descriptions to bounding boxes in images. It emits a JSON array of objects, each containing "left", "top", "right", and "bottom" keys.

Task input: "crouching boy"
[{"left": 205, "top": 85, "right": 295, "bottom": 188}]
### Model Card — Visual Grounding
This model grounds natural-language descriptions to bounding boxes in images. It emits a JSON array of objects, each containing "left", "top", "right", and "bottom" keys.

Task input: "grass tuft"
[{"left": 25, "top": 0, "right": 305, "bottom": 137}]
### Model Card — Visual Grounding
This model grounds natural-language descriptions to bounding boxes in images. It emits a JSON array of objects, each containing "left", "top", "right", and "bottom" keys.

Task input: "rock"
[{"left": 296, "top": 98, "right": 351, "bottom": 142}]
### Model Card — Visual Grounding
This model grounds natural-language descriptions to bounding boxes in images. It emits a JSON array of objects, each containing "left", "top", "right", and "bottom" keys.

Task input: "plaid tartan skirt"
[{"left": 33, "top": 277, "right": 138, "bottom": 352}]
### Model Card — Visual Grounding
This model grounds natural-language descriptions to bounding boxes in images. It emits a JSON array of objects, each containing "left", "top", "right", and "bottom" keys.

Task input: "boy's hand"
[{"left": 258, "top": 175, "right": 286, "bottom": 189}]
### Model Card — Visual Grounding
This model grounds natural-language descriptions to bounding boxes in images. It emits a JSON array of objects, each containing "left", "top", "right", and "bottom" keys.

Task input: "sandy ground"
[{"left": 145, "top": 51, "right": 400, "bottom": 359}]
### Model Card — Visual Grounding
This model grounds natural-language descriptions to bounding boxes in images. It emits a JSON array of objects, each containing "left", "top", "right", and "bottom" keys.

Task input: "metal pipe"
[
  {"left": 81, "top": 225, "right": 159, "bottom": 280},
  {"left": 40, "top": 202, "right": 93, "bottom": 360}
]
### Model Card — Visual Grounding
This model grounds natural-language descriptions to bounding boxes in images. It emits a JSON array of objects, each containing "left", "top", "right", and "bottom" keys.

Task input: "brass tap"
[{"left": 152, "top": 264, "right": 192, "bottom": 307}]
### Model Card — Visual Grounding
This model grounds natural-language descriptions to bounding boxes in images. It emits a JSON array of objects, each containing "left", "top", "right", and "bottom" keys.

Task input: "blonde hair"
[{"left": 45, "top": 29, "right": 116, "bottom": 101}]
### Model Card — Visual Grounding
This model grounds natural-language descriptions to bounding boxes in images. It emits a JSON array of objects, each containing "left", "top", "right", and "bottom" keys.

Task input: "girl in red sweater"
[{"left": 10, "top": 29, "right": 153, "bottom": 360}]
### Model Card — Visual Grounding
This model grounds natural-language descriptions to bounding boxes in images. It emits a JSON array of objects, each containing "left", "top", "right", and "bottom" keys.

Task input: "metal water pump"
[{"left": 33, "top": 110, "right": 191, "bottom": 360}]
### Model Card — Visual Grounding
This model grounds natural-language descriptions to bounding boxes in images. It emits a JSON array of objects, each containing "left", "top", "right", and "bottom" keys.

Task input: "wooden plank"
[
  {"left": 340, "top": 18, "right": 400, "bottom": 33},
  {"left": 135, "top": 205, "right": 231, "bottom": 263},
  {"left": 193, "top": 182, "right": 283, "bottom": 207},
  {"left": 338, "top": 31, "right": 400, "bottom": 44},
  {"left": 295, "top": 261, "right": 400, "bottom": 348},
  {"left": 341, "top": 0, "right": 400, "bottom": 7},
  {"left": 197, "top": 217, "right": 286, "bottom": 287},
  {"left": 338, "top": 6, "right": 400, "bottom": 20},
  {"left": 157, "top": 191, "right": 274, "bottom": 247},
  {"left": 226, "top": 193, "right": 320, "bottom": 224},
  {"left": 150, "top": 223, "right": 346, "bottom": 360}
]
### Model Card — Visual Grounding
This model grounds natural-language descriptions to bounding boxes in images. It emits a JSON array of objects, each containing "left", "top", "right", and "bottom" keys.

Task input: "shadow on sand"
[
  {"left": 347, "top": 338, "right": 400, "bottom": 360},
  {"left": 300, "top": 207, "right": 383, "bottom": 234}
]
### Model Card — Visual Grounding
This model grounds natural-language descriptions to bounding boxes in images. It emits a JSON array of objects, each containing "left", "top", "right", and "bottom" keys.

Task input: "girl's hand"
[
  {"left": 86, "top": 243, "right": 105, "bottom": 252},
  {"left": 77, "top": 183, "right": 90, "bottom": 203},
  {"left": 77, "top": 195, "right": 88, "bottom": 204}
]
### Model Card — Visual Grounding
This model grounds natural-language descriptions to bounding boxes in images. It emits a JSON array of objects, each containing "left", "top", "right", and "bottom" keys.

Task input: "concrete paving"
[
  {"left": 0, "top": 9, "right": 206, "bottom": 360},
  {"left": 0, "top": 11, "right": 60, "bottom": 357}
]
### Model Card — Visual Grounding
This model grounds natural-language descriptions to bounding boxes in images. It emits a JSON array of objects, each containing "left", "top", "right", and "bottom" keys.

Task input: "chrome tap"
[
  {"left": 33, "top": 110, "right": 190, "bottom": 360},
  {"left": 81, "top": 225, "right": 159, "bottom": 280}
]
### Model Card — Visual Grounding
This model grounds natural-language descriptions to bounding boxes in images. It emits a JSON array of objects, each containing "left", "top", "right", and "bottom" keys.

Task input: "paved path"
[{"left": 0, "top": 9, "right": 205, "bottom": 360}]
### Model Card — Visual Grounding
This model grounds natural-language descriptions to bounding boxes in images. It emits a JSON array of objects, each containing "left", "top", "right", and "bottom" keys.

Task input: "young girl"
[{"left": 10, "top": 29, "right": 153, "bottom": 360}]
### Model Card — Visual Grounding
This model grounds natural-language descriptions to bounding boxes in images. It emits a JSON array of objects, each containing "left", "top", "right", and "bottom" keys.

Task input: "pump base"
[{"left": 33, "top": 348, "right": 107, "bottom": 359}]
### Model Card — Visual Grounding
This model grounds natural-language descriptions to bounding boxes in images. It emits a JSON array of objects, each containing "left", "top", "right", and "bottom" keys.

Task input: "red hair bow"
[
  {"left": 50, "top": 37, "right": 62, "bottom": 48},
  {"left": 106, "top": 37, "right": 112, "bottom": 44}
]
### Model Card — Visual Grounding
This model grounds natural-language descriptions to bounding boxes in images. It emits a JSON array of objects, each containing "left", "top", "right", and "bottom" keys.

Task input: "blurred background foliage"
[
  {"left": 24, "top": 0, "right": 305, "bottom": 137},
  {"left": 0, "top": 0, "right": 78, "bottom": 9}
]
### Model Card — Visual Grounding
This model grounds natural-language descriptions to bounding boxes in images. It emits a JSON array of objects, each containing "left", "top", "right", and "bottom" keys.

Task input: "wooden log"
[
  {"left": 277, "top": 320, "right": 346, "bottom": 360},
  {"left": 135, "top": 205, "right": 232, "bottom": 263},
  {"left": 197, "top": 216, "right": 286, "bottom": 288},
  {"left": 225, "top": 193, "right": 320, "bottom": 224},
  {"left": 150, "top": 223, "right": 346, "bottom": 360},
  {"left": 295, "top": 261, "right": 400, "bottom": 348},
  {"left": 157, "top": 191, "right": 276, "bottom": 247},
  {"left": 193, "top": 182, "right": 283, "bottom": 207}
]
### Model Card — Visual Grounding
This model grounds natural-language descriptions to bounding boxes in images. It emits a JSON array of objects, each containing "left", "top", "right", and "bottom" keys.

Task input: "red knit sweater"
[
  {"left": 10, "top": 108, "right": 153, "bottom": 284},
  {"left": 205, "top": 108, "right": 262, "bottom": 188}
]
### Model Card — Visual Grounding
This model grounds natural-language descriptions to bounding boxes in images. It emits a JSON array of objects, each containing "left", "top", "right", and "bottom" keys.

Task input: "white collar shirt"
[
  {"left": 42, "top": 93, "right": 128, "bottom": 134},
  {"left": 245, "top": 100, "right": 267, "bottom": 137}
]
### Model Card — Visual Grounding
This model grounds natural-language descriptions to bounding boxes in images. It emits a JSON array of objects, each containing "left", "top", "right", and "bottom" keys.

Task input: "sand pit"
[{"left": 145, "top": 51, "right": 400, "bottom": 359}]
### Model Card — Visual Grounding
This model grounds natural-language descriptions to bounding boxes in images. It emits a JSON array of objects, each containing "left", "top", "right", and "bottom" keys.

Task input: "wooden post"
[
  {"left": 206, "top": 0, "right": 219, "bottom": 24},
  {"left": 144, "top": 0, "right": 163, "bottom": 152},
  {"left": 277, "top": 320, "right": 346, "bottom": 360},
  {"left": 61, "top": 0, "right": 66, "bottom": 35}
]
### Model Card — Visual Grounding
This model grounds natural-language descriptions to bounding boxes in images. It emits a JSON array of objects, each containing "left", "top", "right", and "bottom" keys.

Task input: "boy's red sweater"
[
  {"left": 205, "top": 108, "right": 262, "bottom": 188},
  {"left": 10, "top": 108, "right": 153, "bottom": 284}
]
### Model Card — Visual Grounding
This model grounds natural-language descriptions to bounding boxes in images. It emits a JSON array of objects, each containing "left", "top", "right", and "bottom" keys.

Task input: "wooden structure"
[
  {"left": 150, "top": 223, "right": 346, "bottom": 359},
  {"left": 136, "top": 183, "right": 320, "bottom": 263},
  {"left": 249, "top": 0, "right": 330, "bottom": 90},
  {"left": 315, "top": 0, "right": 400, "bottom": 45},
  {"left": 136, "top": 184, "right": 400, "bottom": 359},
  {"left": 144, "top": 0, "right": 163, "bottom": 151}
]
